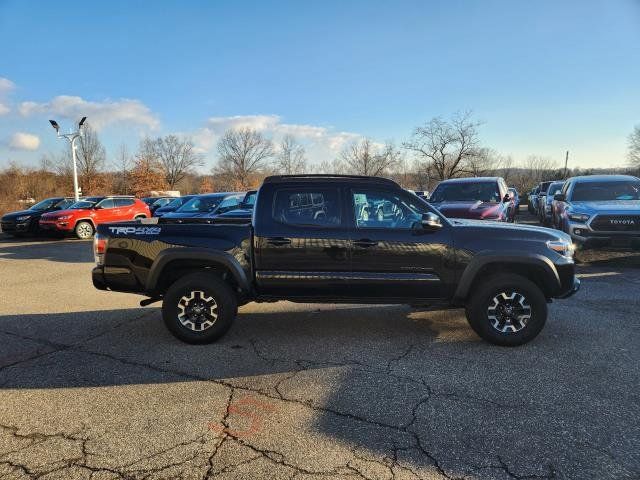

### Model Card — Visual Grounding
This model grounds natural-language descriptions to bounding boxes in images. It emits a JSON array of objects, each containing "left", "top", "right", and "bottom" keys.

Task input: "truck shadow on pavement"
[{"left": 1, "top": 300, "right": 638, "bottom": 478}]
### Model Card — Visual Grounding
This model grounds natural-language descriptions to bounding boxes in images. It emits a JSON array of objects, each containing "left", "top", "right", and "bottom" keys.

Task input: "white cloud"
[
  {"left": 0, "top": 77, "right": 15, "bottom": 94},
  {"left": 191, "top": 114, "right": 365, "bottom": 163},
  {"left": 0, "top": 103, "right": 9, "bottom": 116},
  {"left": 9, "top": 132, "right": 41, "bottom": 151},
  {"left": 18, "top": 95, "right": 160, "bottom": 131}
]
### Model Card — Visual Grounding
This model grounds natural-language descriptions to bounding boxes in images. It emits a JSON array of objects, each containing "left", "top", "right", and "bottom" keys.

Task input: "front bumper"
[
  {"left": 39, "top": 220, "right": 73, "bottom": 232},
  {"left": 1, "top": 221, "right": 29, "bottom": 233},
  {"left": 568, "top": 224, "right": 640, "bottom": 249},
  {"left": 556, "top": 276, "right": 580, "bottom": 299}
]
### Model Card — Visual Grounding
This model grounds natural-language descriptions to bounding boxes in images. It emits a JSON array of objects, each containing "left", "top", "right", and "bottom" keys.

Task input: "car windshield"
[
  {"left": 30, "top": 198, "right": 59, "bottom": 211},
  {"left": 68, "top": 197, "right": 103, "bottom": 209},
  {"left": 539, "top": 182, "right": 552, "bottom": 193},
  {"left": 176, "top": 196, "right": 222, "bottom": 213},
  {"left": 430, "top": 182, "right": 501, "bottom": 203},
  {"left": 548, "top": 182, "right": 564, "bottom": 196},
  {"left": 240, "top": 192, "right": 257, "bottom": 208},
  {"left": 571, "top": 181, "right": 640, "bottom": 201},
  {"left": 164, "top": 197, "right": 186, "bottom": 209}
]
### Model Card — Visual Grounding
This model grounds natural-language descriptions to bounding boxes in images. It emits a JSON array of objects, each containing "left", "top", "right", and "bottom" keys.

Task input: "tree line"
[{"left": 2, "top": 112, "right": 639, "bottom": 215}]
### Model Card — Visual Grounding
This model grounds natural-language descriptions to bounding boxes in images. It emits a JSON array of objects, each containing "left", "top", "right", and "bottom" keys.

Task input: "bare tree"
[
  {"left": 628, "top": 125, "right": 640, "bottom": 170},
  {"left": 214, "top": 128, "right": 274, "bottom": 189},
  {"left": 113, "top": 144, "right": 133, "bottom": 194},
  {"left": 340, "top": 138, "right": 400, "bottom": 176},
  {"left": 139, "top": 135, "right": 203, "bottom": 189},
  {"left": 275, "top": 135, "right": 307, "bottom": 174},
  {"left": 76, "top": 123, "right": 106, "bottom": 180},
  {"left": 403, "top": 111, "right": 482, "bottom": 180}
]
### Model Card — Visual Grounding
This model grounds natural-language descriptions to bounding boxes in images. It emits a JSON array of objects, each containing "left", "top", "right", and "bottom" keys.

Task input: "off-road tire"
[
  {"left": 465, "top": 273, "right": 547, "bottom": 346},
  {"left": 162, "top": 272, "right": 237, "bottom": 344}
]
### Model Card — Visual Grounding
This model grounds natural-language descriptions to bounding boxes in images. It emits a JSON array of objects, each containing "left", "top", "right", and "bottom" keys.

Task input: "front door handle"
[
  {"left": 266, "top": 237, "right": 292, "bottom": 246},
  {"left": 354, "top": 239, "right": 378, "bottom": 248}
]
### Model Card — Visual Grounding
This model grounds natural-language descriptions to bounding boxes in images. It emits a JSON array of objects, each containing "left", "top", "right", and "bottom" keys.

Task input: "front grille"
[
  {"left": 1, "top": 222, "right": 16, "bottom": 232},
  {"left": 590, "top": 215, "right": 640, "bottom": 232}
]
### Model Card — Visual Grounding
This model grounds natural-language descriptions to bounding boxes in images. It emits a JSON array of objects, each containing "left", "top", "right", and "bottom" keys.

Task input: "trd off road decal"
[{"left": 108, "top": 226, "right": 161, "bottom": 235}]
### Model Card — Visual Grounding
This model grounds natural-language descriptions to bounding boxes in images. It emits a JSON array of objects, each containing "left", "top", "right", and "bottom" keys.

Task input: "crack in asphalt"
[{"left": 0, "top": 310, "right": 631, "bottom": 479}]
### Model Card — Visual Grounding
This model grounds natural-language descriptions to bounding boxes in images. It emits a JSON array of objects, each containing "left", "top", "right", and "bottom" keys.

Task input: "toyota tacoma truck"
[
  {"left": 92, "top": 175, "right": 580, "bottom": 347},
  {"left": 553, "top": 174, "right": 640, "bottom": 249}
]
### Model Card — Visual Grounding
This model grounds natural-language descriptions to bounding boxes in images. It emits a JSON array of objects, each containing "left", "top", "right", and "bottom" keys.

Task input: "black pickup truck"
[{"left": 93, "top": 175, "right": 580, "bottom": 346}]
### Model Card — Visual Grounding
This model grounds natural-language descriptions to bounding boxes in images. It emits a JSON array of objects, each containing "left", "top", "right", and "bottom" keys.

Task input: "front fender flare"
[{"left": 453, "top": 252, "right": 560, "bottom": 301}]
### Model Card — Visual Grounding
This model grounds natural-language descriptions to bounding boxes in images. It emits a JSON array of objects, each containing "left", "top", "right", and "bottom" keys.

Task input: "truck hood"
[
  {"left": 431, "top": 201, "right": 502, "bottom": 219},
  {"left": 450, "top": 218, "right": 571, "bottom": 242},
  {"left": 570, "top": 200, "right": 640, "bottom": 215}
]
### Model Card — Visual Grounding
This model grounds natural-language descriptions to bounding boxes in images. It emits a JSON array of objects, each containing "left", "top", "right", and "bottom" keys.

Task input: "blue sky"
[{"left": 1, "top": 0, "right": 639, "bottom": 170}]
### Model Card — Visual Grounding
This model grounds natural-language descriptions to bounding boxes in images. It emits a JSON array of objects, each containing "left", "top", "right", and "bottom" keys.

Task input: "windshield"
[
  {"left": 30, "top": 198, "right": 59, "bottom": 211},
  {"left": 547, "top": 182, "right": 564, "bottom": 197},
  {"left": 176, "top": 196, "right": 222, "bottom": 213},
  {"left": 571, "top": 181, "right": 640, "bottom": 202},
  {"left": 164, "top": 197, "right": 187, "bottom": 209},
  {"left": 430, "top": 182, "right": 501, "bottom": 203},
  {"left": 240, "top": 192, "right": 257, "bottom": 208},
  {"left": 68, "top": 197, "right": 103, "bottom": 209}
]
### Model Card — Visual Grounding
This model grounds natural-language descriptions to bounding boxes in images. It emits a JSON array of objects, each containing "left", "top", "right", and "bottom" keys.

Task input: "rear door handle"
[
  {"left": 266, "top": 237, "right": 292, "bottom": 246},
  {"left": 354, "top": 239, "right": 378, "bottom": 248}
]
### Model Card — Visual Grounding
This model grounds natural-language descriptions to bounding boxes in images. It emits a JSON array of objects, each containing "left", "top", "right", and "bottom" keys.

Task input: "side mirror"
[
  {"left": 421, "top": 212, "right": 442, "bottom": 230},
  {"left": 94, "top": 205, "right": 102, "bottom": 210},
  {"left": 503, "top": 194, "right": 511, "bottom": 203},
  {"left": 554, "top": 193, "right": 566, "bottom": 202}
]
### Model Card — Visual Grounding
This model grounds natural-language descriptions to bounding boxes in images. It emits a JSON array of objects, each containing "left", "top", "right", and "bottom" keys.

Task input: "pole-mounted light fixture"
[{"left": 49, "top": 118, "right": 87, "bottom": 202}]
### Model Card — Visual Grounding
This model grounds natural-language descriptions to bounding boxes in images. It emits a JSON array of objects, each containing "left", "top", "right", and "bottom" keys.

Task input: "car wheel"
[
  {"left": 74, "top": 221, "right": 94, "bottom": 239},
  {"left": 465, "top": 274, "right": 547, "bottom": 346},
  {"left": 162, "top": 272, "right": 237, "bottom": 344}
]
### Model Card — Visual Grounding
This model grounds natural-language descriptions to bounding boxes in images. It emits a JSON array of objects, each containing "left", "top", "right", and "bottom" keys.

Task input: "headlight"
[
  {"left": 16, "top": 215, "right": 31, "bottom": 222},
  {"left": 57, "top": 215, "right": 72, "bottom": 220},
  {"left": 568, "top": 213, "right": 590, "bottom": 222},
  {"left": 547, "top": 239, "right": 575, "bottom": 257}
]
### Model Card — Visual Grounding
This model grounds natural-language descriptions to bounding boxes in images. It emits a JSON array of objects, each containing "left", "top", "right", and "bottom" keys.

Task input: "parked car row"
[
  {"left": 529, "top": 174, "right": 640, "bottom": 250},
  {"left": 1, "top": 191, "right": 259, "bottom": 239}
]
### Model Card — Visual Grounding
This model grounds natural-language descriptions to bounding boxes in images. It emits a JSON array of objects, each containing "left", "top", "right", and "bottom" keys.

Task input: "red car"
[{"left": 39, "top": 196, "right": 150, "bottom": 239}]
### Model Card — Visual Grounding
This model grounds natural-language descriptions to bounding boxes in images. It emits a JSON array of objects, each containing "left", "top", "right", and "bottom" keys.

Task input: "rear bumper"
[{"left": 92, "top": 266, "right": 108, "bottom": 290}]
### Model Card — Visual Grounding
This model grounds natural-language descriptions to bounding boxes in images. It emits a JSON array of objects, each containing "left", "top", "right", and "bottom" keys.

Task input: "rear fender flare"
[{"left": 146, "top": 248, "right": 250, "bottom": 294}]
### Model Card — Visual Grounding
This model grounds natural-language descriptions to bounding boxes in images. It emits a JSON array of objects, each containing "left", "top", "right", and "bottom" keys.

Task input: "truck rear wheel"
[
  {"left": 465, "top": 274, "right": 547, "bottom": 346},
  {"left": 162, "top": 272, "right": 237, "bottom": 344}
]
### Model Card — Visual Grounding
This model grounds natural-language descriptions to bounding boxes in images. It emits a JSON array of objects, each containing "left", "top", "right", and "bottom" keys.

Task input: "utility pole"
[
  {"left": 563, "top": 150, "right": 569, "bottom": 179},
  {"left": 49, "top": 117, "right": 87, "bottom": 201}
]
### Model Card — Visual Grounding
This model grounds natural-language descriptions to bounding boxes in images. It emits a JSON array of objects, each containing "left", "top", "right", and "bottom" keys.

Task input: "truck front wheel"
[
  {"left": 162, "top": 272, "right": 237, "bottom": 344},
  {"left": 465, "top": 274, "right": 547, "bottom": 346}
]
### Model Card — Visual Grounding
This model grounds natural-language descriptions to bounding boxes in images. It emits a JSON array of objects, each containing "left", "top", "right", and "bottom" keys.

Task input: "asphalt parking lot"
[{"left": 0, "top": 218, "right": 639, "bottom": 479}]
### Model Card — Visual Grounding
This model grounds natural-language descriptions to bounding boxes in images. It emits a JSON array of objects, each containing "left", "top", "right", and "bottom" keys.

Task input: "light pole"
[{"left": 49, "top": 117, "right": 87, "bottom": 202}]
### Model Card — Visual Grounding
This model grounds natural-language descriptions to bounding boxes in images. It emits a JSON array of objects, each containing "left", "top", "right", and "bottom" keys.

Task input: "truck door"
[
  {"left": 347, "top": 188, "right": 454, "bottom": 300},
  {"left": 254, "top": 186, "right": 350, "bottom": 297}
]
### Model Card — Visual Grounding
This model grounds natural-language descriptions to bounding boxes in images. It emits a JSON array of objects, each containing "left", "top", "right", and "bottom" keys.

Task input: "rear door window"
[
  {"left": 115, "top": 198, "right": 135, "bottom": 207},
  {"left": 272, "top": 188, "right": 341, "bottom": 227}
]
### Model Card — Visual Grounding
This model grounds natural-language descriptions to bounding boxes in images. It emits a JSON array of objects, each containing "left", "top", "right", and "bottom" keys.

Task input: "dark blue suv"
[{"left": 553, "top": 175, "right": 640, "bottom": 249}]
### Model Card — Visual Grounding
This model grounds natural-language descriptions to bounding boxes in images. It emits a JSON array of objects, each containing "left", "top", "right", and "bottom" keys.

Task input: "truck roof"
[
  {"left": 437, "top": 177, "right": 502, "bottom": 184},
  {"left": 263, "top": 174, "right": 399, "bottom": 187},
  {"left": 567, "top": 174, "right": 640, "bottom": 183}
]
